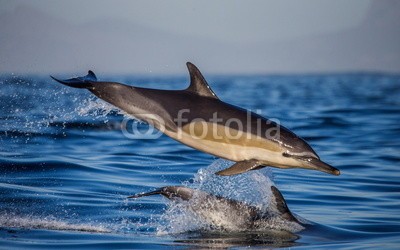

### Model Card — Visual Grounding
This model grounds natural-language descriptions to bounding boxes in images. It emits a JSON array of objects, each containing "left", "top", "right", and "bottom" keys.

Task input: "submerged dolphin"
[
  {"left": 128, "top": 185, "right": 304, "bottom": 231},
  {"left": 51, "top": 62, "right": 340, "bottom": 176}
]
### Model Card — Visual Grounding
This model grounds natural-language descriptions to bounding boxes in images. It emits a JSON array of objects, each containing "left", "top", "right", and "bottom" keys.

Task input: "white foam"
[{"left": 0, "top": 213, "right": 111, "bottom": 233}]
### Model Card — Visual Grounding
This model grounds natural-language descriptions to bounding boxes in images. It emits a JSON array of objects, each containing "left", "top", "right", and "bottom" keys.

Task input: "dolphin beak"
[
  {"left": 285, "top": 154, "right": 340, "bottom": 175},
  {"left": 304, "top": 157, "right": 340, "bottom": 175}
]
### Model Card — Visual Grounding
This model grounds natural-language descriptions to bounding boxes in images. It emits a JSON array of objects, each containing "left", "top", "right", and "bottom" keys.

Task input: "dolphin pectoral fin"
[
  {"left": 51, "top": 70, "right": 97, "bottom": 88},
  {"left": 215, "top": 160, "right": 262, "bottom": 176},
  {"left": 185, "top": 62, "right": 219, "bottom": 99},
  {"left": 270, "top": 186, "right": 300, "bottom": 223}
]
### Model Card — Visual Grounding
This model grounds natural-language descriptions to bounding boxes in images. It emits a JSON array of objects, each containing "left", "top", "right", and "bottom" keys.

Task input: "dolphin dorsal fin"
[
  {"left": 185, "top": 62, "right": 219, "bottom": 99},
  {"left": 271, "top": 186, "right": 299, "bottom": 222}
]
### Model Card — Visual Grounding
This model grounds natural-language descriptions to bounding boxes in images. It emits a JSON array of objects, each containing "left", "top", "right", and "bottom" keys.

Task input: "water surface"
[{"left": 0, "top": 73, "right": 399, "bottom": 249}]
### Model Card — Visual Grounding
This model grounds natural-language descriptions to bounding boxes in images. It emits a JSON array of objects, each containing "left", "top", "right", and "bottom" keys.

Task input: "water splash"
[
  {"left": 76, "top": 97, "right": 119, "bottom": 118},
  {"left": 190, "top": 159, "right": 274, "bottom": 208},
  {"left": 154, "top": 159, "right": 304, "bottom": 235},
  {"left": 0, "top": 213, "right": 111, "bottom": 233}
]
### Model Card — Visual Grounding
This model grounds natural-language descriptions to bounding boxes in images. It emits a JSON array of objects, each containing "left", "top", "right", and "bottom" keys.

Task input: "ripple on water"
[{"left": 1, "top": 74, "right": 400, "bottom": 248}]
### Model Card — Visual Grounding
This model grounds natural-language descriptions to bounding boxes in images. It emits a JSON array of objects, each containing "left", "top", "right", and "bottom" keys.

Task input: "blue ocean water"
[{"left": 0, "top": 73, "right": 399, "bottom": 249}]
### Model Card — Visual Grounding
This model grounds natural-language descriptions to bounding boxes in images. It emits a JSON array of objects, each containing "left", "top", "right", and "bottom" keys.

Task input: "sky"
[
  {"left": 0, "top": 0, "right": 371, "bottom": 43},
  {"left": 0, "top": 0, "right": 399, "bottom": 74}
]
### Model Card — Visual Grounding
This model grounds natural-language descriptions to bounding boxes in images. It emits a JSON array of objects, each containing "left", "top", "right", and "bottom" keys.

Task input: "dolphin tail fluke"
[
  {"left": 215, "top": 160, "right": 261, "bottom": 176},
  {"left": 271, "top": 186, "right": 299, "bottom": 222},
  {"left": 50, "top": 70, "right": 97, "bottom": 88}
]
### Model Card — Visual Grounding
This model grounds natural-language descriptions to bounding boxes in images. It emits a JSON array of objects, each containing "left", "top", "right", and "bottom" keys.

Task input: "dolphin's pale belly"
[{"left": 163, "top": 121, "right": 298, "bottom": 166}]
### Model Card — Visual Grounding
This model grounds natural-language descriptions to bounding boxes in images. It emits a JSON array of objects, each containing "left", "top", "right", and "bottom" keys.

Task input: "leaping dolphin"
[
  {"left": 128, "top": 185, "right": 304, "bottom": 231},
  {"left": 51, "top": 62, "right": 340, "bottom": 176}
]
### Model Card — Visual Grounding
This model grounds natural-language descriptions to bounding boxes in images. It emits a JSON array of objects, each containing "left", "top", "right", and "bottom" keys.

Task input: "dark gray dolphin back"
[{"left": 50, "top": 63, "right": 220, "bottom": 132}]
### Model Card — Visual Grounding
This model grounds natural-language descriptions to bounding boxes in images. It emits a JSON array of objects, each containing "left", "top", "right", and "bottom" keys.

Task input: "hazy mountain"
[
  {"left": 247, "top": 0, "right": 400, "bottom": 73},
  {"left": 0, "top": 0, "right": 399, "bottom": 74}
]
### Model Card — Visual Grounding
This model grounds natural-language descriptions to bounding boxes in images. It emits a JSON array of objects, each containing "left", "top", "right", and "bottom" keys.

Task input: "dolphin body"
[
  {"left": 51, "top": 62, "right": 340, "bottom": 176},
  {"left": 128, "top": 185, "right": 304, "bottom": 231}
]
